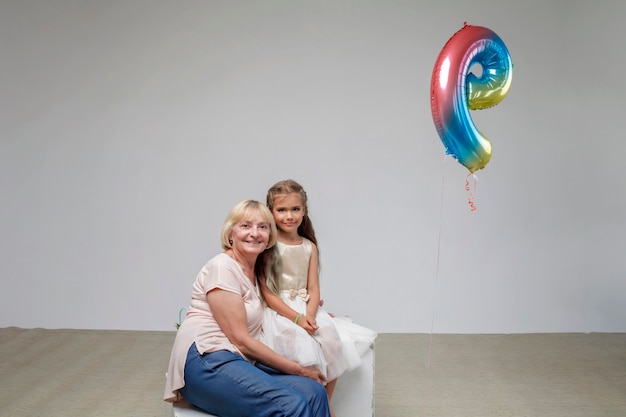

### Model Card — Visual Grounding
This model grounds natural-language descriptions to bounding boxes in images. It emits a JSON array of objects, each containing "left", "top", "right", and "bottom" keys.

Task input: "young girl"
[{"left": 258, "top": 179, "right": 377, "bottom": 417}]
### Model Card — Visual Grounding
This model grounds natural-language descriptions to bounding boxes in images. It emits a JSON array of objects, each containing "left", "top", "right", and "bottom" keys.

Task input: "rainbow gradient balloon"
[{"left": 430, "top": 24, "right": 513, "bottom": 173}]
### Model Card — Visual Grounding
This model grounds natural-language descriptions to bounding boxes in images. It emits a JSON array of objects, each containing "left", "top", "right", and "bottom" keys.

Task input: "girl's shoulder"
[
  {"left": 298, "top": 237, "right": 317, "bottom": 252},
  {"left": 300, "top": 237, "right": 318, "bottom": 258},
  {"left": 277, "top": 237, "right": 315, "bottom": 253}
]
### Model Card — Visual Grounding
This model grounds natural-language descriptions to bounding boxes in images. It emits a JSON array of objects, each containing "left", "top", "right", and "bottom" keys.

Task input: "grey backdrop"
[{"left": 1, "top": 0, "right": 624, "bottom": 333}]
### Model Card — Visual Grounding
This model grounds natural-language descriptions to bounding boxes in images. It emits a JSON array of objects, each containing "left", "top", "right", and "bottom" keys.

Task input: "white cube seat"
[
  {"left": 171, "top": 344, "right": 375, "bottom": 417},
  {"left": 172, "top": 398, "right": 217, "bottom": 417}
]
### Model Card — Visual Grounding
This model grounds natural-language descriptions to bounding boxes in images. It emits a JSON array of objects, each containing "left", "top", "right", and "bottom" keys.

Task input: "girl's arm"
[
  {"left": 207, "top": 288, "right": 326, "bottom": 383},
  {"left": 303, "top": 242, "right": 321, "bottom": 328},
  {"left": 258, "top": 274, "right": 302, "bottom": 323},
  {"left": 259, "top": 270, "right": 319, "bottom": 335}
]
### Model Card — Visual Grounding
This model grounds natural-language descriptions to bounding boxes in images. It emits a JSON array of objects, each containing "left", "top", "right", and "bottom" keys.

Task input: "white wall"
[{"left": 1, "top": 0, "right": 624, "bottom": 333}]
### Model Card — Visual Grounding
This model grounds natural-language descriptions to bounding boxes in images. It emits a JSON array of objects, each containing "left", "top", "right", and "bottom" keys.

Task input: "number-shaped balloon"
[{"left": 430, "top": 24, "right": 513, "bottom": 173}]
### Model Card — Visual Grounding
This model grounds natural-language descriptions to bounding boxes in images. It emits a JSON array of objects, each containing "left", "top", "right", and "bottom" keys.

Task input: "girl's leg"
[
  {"left": 325, "top": 379, "right": 338, "bottom": 417},
  {"left": 180, "top": 344, "right": 330, "bottom": 417},
  {"left": 325, "top": 378, "right": 337, "bottom": 400}
]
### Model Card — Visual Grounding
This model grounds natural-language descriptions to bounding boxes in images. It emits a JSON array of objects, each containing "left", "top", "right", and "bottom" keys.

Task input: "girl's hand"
[{"left": 297, "top": 315, "right": 319, "bottom": 335}]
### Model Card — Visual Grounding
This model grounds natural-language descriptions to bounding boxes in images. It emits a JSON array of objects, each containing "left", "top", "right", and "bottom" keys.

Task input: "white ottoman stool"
[
  {"left": 332, "top": 344, "right": 375, "bottom": 417},
  {"left": 171, "top": 398, "right": 217, "bottom": 417},
  {"left": 171, "top": 344, "right": 375, "bottom": 417}
]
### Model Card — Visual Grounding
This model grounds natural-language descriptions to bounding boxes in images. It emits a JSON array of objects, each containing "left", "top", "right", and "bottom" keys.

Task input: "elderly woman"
[{"left": 164, "top": 200, "right": 330, "bottom": 417}]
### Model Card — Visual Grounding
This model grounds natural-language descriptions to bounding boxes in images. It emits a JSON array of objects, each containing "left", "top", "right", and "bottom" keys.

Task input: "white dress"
[{"left": 261, "top": 238, "right": 377, "bottom": 381}]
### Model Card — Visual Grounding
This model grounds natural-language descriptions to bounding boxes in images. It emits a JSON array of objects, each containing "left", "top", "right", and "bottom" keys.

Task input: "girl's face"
[{"left": 271, "top": 193, "right": 304, "bottom": 235}]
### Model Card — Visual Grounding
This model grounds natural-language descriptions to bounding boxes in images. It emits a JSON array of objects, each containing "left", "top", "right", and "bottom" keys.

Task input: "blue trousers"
[{"left": 180, "top": 343, "right": 331, "bottom": 417}]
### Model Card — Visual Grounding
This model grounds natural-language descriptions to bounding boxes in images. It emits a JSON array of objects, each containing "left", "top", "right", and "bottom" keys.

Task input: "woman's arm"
[{"left": 207, "top": 288, "right": 326, "bottom": 383}]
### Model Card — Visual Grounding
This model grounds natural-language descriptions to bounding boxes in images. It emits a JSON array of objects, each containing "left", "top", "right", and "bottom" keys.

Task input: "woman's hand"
[
  {"left": 297, "top": 315, "right": 319, "bottom": 335},
  {"left": 300, "top": 365, "right": 327, "bottom": 384}
]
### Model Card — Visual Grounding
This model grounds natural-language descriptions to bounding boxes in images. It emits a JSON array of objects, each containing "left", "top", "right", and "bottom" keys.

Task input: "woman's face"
[{"left": 229, "top": 212, "right": 271, "bottom": 257}]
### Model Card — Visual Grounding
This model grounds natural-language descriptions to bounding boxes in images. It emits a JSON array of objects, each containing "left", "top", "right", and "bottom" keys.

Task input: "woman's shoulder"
[
  {"left": 198, "top": 253, "right": 247, "bottom": 287},
  {"left": 205, "top": 252, "right": 230, "bottom": 265},
  {"left": 203, "top": 252, "right": 239, "bottom": 273}
]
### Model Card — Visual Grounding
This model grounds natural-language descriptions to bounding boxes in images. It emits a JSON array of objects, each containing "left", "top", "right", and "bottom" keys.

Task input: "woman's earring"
[{"left": 228, "top": 239, "right": 233, "bottom": 245}]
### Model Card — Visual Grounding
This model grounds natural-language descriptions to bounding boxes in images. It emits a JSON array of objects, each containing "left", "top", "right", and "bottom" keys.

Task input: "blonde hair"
[{"left": 220, "top": 200, "right": 278, "bottom": 250}]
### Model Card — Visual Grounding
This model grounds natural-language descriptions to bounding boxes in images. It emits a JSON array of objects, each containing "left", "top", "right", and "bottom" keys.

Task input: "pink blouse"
[{"left": 164, "top": 253, "right": 263, "bottom": 402}]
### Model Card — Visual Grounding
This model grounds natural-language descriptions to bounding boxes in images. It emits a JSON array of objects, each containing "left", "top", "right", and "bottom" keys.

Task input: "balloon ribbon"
[{"left": 465, "top": 173, "right": 478, "bottom": 212}]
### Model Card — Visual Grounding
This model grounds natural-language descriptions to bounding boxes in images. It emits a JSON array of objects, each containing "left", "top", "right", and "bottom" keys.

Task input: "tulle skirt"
[{"left": 261, "top": 292, "right": 377, "bottom": 382}]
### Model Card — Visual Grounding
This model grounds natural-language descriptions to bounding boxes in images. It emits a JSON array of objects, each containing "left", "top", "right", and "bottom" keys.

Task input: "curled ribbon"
[
  {"left": 465, "top": 173, "right": 478, "bottom": 212},
  {"left": 288, "top": 288, "right": 310, "bottom": 302}
]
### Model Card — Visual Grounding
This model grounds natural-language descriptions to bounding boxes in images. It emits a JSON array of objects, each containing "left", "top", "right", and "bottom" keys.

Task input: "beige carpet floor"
[
  {"left": 1, "top": 328, "right": 625, "bottom": 416},
  {"left": 376, "top": 333, "right": 626, "bottom": 417}
]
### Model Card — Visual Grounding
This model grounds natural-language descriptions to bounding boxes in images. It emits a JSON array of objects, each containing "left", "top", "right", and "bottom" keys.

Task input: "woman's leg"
[
  {"left": 256, "top": 363, "right": 331, "bottom": 417},
  {"left": 180, "top": 344, "right": 330, "bottom": 417}
]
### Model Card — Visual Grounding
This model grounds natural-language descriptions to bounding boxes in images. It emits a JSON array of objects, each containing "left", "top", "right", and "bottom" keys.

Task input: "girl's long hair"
[
  {"left": 255, "top": 245, "right": 282, "bottom": 296},
  {"left": 261, "top": 179, "right": 319, "bottom": 295}
]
